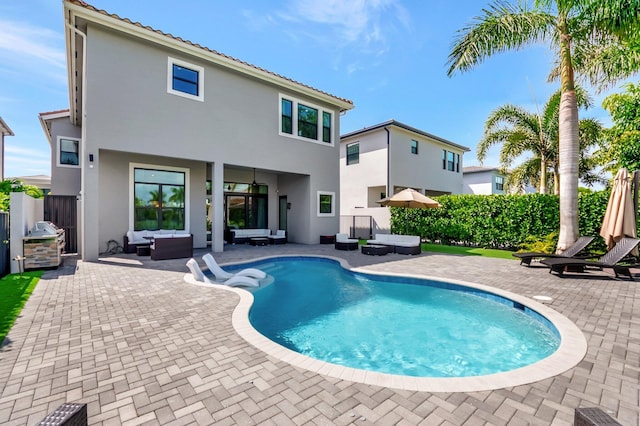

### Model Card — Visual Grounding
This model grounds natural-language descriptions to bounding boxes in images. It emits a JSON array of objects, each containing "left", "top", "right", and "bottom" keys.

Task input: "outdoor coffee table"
[
  {"left": 250, "top": 237, "right": 269, "bottom": 246},
  {"left": 361, "top": 245, "right": 388, "bottom": 256}
]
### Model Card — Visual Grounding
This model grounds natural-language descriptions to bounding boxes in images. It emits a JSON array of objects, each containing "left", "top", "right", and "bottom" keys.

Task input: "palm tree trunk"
[
  {"left": 539, "top": 157, "right": 547, "bottom": 194},
  {"left": 556, "top": 23, "right": 580, "bottom": 253}
]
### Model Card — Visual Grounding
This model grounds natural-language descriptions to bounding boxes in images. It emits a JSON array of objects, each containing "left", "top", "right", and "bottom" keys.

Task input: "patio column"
[{"left": 212, "top": 161, "right": 224, "bottom": 252}]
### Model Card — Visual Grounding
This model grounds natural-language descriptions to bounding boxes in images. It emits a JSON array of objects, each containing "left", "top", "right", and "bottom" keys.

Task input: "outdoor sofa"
[
  {"left": 225, "top": 228, "right": 271, "bottom": 244},
  {"left": 366, "top": 233, "right": 421, "bottom": 255},
  {"left": 123, "top": 229, "right": 191, "bottom": 253}
]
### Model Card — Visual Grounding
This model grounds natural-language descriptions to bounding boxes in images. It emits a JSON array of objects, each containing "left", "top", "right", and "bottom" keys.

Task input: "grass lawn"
[
  {"left": 0, "top": 271, "right": 42, "bottom": 344},
  {"left": 421, "top": 243, "right": 516, "bottom": 260}
]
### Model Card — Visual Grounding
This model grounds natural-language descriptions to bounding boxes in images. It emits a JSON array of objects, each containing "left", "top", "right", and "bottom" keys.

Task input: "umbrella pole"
[{"left": 634, "top": 170, "right": 639, "bottom": 225}]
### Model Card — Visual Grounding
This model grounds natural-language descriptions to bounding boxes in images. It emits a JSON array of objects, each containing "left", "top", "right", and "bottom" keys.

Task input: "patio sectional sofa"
[
  {"left": 224, "top": 228, "right": 272, "bottom": 244},
  {"left": 366, "top": 234, "right": 422, "bottom": 255},
  {"left": 124, "top": 229, "right": 193, "bottom": 260}
]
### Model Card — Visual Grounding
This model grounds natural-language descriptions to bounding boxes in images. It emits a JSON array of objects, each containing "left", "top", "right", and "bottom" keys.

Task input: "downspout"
[
  {"left": 384, "top": 127, "right": 390, "bottom": 197},
  {"left": 65, "top": 21, "right": 87, "bottom": 258}
]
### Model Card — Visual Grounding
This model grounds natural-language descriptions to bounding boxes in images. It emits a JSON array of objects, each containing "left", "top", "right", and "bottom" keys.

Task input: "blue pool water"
[{"left": 241, "top": 257, "right": 560, "bottom": 378}]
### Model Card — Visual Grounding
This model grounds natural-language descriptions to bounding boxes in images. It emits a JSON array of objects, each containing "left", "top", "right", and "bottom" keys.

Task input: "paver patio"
[{"left": 0, "top": 243, "right": 638, "bottom": 425}]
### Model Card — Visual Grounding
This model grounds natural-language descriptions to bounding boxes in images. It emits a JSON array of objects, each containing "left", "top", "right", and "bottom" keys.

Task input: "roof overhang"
[
  {"left": 39, "top": 110, "right": 71, "bottom": 145},
  {"left": 341, "top": 119, "right": 470, "bottom": 152},
  {"left": 63, "top": 0, "right": 354, "bottom": 125},
  {"left": 0, "top": 117, "right": 14, "bottom": 136}
]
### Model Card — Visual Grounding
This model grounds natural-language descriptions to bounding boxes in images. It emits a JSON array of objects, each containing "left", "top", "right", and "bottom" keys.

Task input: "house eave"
[
  {"left": 63, "top": 1, "right": 354, "bottom": 122},
  {"left": 340, "top": 119, "right": 470, "bottom": 152}
]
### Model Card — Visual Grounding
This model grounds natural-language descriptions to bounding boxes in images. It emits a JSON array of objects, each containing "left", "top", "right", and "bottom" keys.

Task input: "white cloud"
[{"left": 0, "top": 19, "right": 65, "bottom": 70}]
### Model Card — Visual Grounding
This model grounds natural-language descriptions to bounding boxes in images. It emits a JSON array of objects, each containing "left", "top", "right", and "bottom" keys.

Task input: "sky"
[{"left": 0, "top": 0, "right": 624, "bottom": 181}]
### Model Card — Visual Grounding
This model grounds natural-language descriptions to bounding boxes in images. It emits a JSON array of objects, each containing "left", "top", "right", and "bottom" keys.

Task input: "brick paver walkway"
[{"left": 0, "top": 244, "right": 638, "bottom": 425}]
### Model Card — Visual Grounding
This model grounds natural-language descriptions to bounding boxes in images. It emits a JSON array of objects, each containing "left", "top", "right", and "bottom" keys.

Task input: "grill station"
[{"left": 23, "top": 221, "right": 66, "bottom": 269}]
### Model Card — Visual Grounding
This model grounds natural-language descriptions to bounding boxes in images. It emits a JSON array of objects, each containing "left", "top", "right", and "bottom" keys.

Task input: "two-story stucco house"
[
  {"left": 462, "top": 166, "right": 507, "bottom": 195},
  {"left": 340, "top": 120, "right": 469, "bottom": 234},
  {"left": 41, "top": 0, "right": 353, "bottom": 261}
]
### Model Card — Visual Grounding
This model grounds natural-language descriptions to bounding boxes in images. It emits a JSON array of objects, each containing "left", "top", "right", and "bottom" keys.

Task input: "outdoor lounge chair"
[
  {"left": 540, "top": 237, "right": 640, "bottom": 280},
  {"left": 202, "top": 253, "right": 266, "bottom": 280},
  {"left": 512, "top": 236, "right": 595, "bottom": 266},
  {"left": 186, "top": 258, "right": 259, "bottom": 287}
]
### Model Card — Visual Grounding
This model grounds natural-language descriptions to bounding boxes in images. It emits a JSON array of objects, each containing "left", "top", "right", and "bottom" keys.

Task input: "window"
[
  {"left": 496, "top": 176, "right": 504, "bottom": 191},
  {"left": 346, "top": 142, "right": 359, "bottom": 165},
  {"left": 167, "top": 57, "right": 204, "bottom": 101},
  {"left": 57, "top": 136, "right": 80, "bottom": 167},
  {"left": 131, "top": 165, "right": 189, "bottom": 231},
  {"left": 322, "top": 112, "right": 331, "bottom": 143},
  {"left": 298, "top": 103, "right": 318, "bottom": 140},
  {"left": 279, "top": 94, "right": 334, "bottom": 145},
  {"left": 224, "top": 182, "right": 268, "bottom": 229},
  {"left": 281, "top": 99, "right": 293, "bottom": 134},
  {"left": 317, "top": 191, "right": 335, "bottom": 216},
  {"left": 447, "top": 151, "right": 455, "bottom": 171},
  {"left": 411, "top": 140, "right": 418, "bottom": 155},
  {"left": 442, "top": 150, "right": 460, "bottom": 172}
]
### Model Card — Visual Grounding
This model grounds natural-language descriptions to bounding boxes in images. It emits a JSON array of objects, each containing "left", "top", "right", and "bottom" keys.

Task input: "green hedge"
[{"left": 390, "top": 191, "right": 613, "bottom": 252}]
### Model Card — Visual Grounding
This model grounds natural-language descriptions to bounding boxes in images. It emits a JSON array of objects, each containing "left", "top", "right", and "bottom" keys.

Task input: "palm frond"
[{"left": 447, "top": 0, "right": 556, "bottom": 76}]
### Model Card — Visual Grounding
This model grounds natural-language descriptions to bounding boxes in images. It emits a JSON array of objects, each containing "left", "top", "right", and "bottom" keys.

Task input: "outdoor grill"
[{"left": 23, "top": 221, "right": 65, "bottom": 269}]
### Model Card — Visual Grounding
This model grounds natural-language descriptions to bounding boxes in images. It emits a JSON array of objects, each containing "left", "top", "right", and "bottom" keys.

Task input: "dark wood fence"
[{"left": 44, "top": 195, "right": 78, "bottom": 253}]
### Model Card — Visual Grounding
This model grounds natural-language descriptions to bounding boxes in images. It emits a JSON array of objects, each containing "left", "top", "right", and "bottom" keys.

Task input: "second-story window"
[
  {"left": 167, "top": 57, "right": 204, "bottom": 101},
  {"left": 279, "top": 94, "right": 334, "bottom": 145},
  {"left": 496, "top": 176, "right": 504, "bottom": 191},
  {"left": 442, "top": 150, "right": 460, "bottom": 172},
  {"left": 411, "top": 140, "right": 418, "bottom": 155},
  {"left": 282, "top": 99, "right": 293, "bottom": 134},
  {"left": 298, "top": 104, "right": 318, "bottom": 140},
  {"left": 346, "top": 142, "right": 359, "bottom": 165},
  {"left": 58, "top": 136, "right": 80, "bottom": 167},
  {"left": 322, "top": 112, "right": 332, "bottom": 143}
]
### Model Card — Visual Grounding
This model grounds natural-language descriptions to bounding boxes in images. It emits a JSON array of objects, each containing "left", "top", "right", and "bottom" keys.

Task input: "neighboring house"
[
  {"left": 0, "top": 116, "right": 14, "bottom": 181},
  {"left": 462, "top": 166, "right": 507, "bottom": 195},
  {"left": 340, "top": 120, "right": 469, "bottom": 234},
  {"left": 462, "top": 166, "right": 536, "bottom": 194},
  {"left": 7, "top": 175, "right": 51, "bottom": 196},
  {"left": 41, "top": 0, "right": 353, "bottom": 261}
]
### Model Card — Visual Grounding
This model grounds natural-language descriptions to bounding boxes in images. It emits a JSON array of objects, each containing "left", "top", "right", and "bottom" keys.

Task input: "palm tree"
[
  {"left": 478, "top": 88, "right": 603, "bottom": 194},
  {"left": 447, "top": 0, "right": 640, "bottom": 251}
]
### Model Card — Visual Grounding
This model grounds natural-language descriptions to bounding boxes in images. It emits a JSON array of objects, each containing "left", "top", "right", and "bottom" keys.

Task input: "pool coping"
[{"left": 185, "top": 254, "right": 588, "bottom": 393}]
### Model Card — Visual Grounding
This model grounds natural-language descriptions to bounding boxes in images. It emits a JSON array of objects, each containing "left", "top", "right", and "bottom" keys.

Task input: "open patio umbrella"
[
  {"left": 377, "top": 188, "right": 440, "bottom": 234},
  {"left": 377, "top": 188, "right": 441, "bottom": 209},
  {"left": 600, "top": 168, "right": 638, "bottom": 256}
]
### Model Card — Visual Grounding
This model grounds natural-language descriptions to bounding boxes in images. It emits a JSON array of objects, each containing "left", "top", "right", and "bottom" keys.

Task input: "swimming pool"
[{"left": 203, "top": 255, "right": 587, "bottom": 392}]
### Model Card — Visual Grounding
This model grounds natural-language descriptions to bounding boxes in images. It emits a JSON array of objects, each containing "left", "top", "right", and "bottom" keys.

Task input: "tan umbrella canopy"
[
  {"left": 600, "top": 168, "right": 638, "bottom": 255},
  {"left": 377, "top": 188, "right": 441, "bottom": 208}
]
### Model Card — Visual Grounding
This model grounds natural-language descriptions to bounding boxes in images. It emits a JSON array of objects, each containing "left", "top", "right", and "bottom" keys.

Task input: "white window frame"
[
  {"left": 317, "top": 191, "right": 335, "bottom": 217},
  {"left": 279, "top": 94, "right": 335, "bottom": 146},
  {"left": 56, "top": 136, "right": 81, "bottom": 168},
  {"left": 129, "top": 162, "right": 191, "bottom": 232},
  {"left": 167, "top": 57, "right": 204, "bottom": 102}
]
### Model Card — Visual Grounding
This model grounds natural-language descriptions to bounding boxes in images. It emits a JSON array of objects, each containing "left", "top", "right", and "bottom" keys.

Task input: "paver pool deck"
[{"left": 0, "top": 244, "right": 638, "bottom": 425}]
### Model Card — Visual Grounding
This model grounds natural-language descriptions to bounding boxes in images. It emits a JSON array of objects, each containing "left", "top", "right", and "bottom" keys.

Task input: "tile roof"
[
  {"left": 462, "top": 166, "right": 503, "bottom": 174},
  {"left": 65, "top": 0, "right": 353, "bottom": 109}
]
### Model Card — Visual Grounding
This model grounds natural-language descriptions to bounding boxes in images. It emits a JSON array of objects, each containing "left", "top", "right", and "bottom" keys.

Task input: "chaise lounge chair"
[
  {"left": 186, "top": 258, "right": 260, "bottom": 287},
  {"left": 202, "top": 253, "right": 266, "bottom": 280},
  {"left": 540, "top": 237, "right": 640, "bottom": 280},
  {"left": 512, "top": 236, "right": 595, "bottom": 266}
]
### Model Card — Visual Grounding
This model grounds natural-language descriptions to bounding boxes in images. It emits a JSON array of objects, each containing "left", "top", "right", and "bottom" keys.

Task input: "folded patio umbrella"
[{"left": 600, "top": 168, "right": 638, "bottom": 256}]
